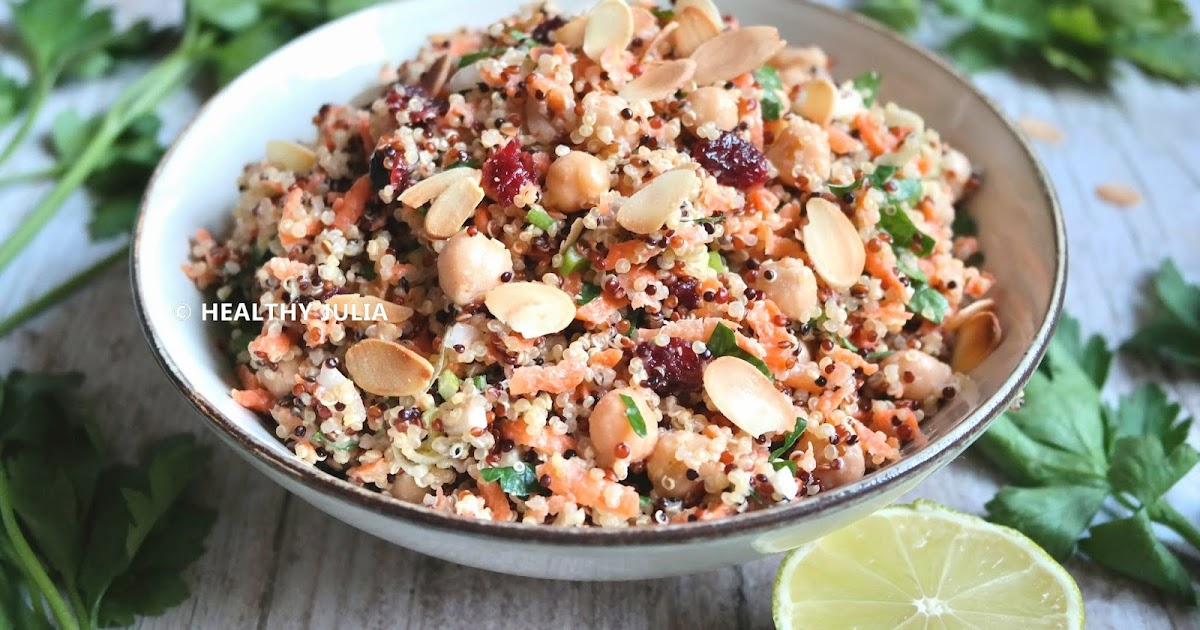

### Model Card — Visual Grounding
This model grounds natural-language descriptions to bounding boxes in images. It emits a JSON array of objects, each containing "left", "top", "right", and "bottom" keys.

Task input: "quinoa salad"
[{"left": 184, "top": 0, "right": 1002, "bottom": 527}]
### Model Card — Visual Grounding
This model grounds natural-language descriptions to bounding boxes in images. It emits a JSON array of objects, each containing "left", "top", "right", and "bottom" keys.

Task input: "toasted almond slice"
[
  {"left": 1016, "top": 115, "right": 1064, "bottom": 144},
  {"left": 677, "top": 0, "right": 722, "bottom": 23},
  {"left": 399, "top": 167, "right": 481, "bottom": 208},
  {"left": 553, "top": 15, "right": 588, "bottom": 48},
  {"left": 345, "top": 339, "right": 434, "bottom": 397},
  {"left": 1096, "top": 183, "right": 1141, "bottom": 208},
  {"left": 421, "top": 55, "right": 453, "bottom": 97},
  {"left": 484, "top": 282, "right": 577, "bottom": 338},
  {"left": 944, "top": 298, "right": 995, "bottom": 333},
  {"left": 703, "top": 356, "right": 794, "bottom": 437},
  {"left": 425, "top": 177, "right": 486, "bottom": 239},
  {"left": 326, "top": 294, "right": 414, "bottom": 323},
  {"left": 619, "top": 59, "right": 696, "bottom": 102},
  {"left": 265, "top": 140, "right": 317, "bottom": 172},
  {"left": 616, "top": 168, "right": 699, "bottom": 235},
  {"left": 802, "top": 197, "right": 865, "bottom": 290},
  {"left": 672, "top": 6, "right": 722, "bottom": 57},
  {"left": 630, "top": 6, "right": 657, "bottom": 34},
  {"left": 951, "top": 310, "right": 1002, "bottom": 373},
  {"left": 692, "top": 26, "right": 785, "bottom": 86},
  {"left": 583, "top": 0, "right": 634, "bottom": 62},
  {"left": 794, "top": 78, "right": 837, "bottom": 127}
]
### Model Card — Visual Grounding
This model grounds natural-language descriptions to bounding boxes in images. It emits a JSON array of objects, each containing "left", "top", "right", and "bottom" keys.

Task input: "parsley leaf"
[
  {"left": 878, "top": 205, "right": 936, "bottom": 256},
  {"left": 480, "top": 464, "right": 541, "bottom": 497},
  {"left": 1125, "top": 259, "right": 1200, "bottom": 368},
  {"left": 852, "top": 70, "right": 881, "bottom": 107},
  {"left": 577, "top": 283, "right": 601, "bottom": 306},
  {"left": 908, "top": 285, "right": 949, "bottom": 323},
  {"left": 754, "top": 66, "right": 785, "bottom": 121},
  {"left": 769, "top": 418, "right": 808, "bottom": 472},
  {"left": 985, "top": 485, "right": 1107, "bottom": 561},
  {"left": 620, "top": 394, "right": 648, "bottom": 438},
  {"left": 459, "top": 48, "right": 507, "bottom": 67},
  {"left": 1079, "top": 510, "right": 1195, "bottom": 603},
  {"left": 861, "top": 0, "right": 921, "bottom": 33},
  {"left": 706, "top": 323, "right": 773, "bottom": 379}
]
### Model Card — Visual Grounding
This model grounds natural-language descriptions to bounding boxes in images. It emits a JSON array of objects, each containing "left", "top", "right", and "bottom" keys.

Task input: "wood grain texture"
[{"left": 0, "top": 1, "right": 1198, "bottom": 628}]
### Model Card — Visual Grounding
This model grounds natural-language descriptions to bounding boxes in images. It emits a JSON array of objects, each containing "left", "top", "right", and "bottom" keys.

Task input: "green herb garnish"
[
  {"left": 852, "top": 70, "right": 882, "bottom": 107},
  {"left": 436, "top": 370, "right": 460, "bottom": 401},
  {"left": 707, "top": 251, "right": 728, "bottom": 274},
  {"left": 560, "top": 246, "right": 590, "bottom": 276},
  {"left": 1124, "top": 259, "right": 1200, "bottom": 368},
  {"left": 770, "top": 417, "right": 808, "bottom": 472},
  {"left": 577, "top": 283, "right": 602, "bottom": 306},
  {"left": 458, "top": 48, "right": 505, "bottom": 67},
  {"left": 0, "top": 371, "right": 215, "bottom": 629},
  {"left": 526, "top": 207, "right": 556, "bottom": 232},
  {"left": 908, "top": 285, "right": 949, "bottom": 323},
  {"left": 976, "top": 312, "right": 1200, "bottom": 602},
  {"left": 706, "top": 323, "right": 772, "bottom": 380},
  {"left": 650, "top": 7, "right": 675, "bottom": 22},
  {"left": 619, "top": 394, "right": 648, "bottom": 438},
  {"left": 753, "top": 66, "right": 785, "bottom": 121},
  {"left": 479, "top": 464, "right": 541, "bottom": 497},
  {"left": 878, "top": 205, "right": 936, "bottom": 257},
  {"left": 448, "top": 159, "right": 480, "bottom": 169}
]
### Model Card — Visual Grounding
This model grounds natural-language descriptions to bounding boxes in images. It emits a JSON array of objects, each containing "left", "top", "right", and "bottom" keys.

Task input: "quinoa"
[{"left": 184, "top": 0, "right": 999, "bottom": 527}]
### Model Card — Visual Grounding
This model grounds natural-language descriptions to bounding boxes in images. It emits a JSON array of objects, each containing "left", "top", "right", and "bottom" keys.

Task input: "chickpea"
[
  {"left": 389, "top": 474, "right": 428, "bottom": 503},
  {"left": 646, "top": 431, "right": 706, "bottom": 499},
  {"left": 686, "top": 87, "right": 739, "bottom": 132},
  {"left": 543, "top": 151, "right": 611, "bottom": 213},
  {"left": 879, "top": 350, "right": 954, "bottom": 401},
  {"left": 590, "top": 388, "right": 660, "bottom": 468},
  {"left": 766, "top": 117, "right": 831, "bottom": 187},
  {"left": 799, "top": 430, "right": 866, "bottom": 491},
  {"left": 581, "top": 92, "right": 639, "bottom": 148},
  {"left": 757, "top": 258, "right": 818, "bottom": 321},
  {"left": 437, "top": 231, "right": 513, "bottom": 306}
]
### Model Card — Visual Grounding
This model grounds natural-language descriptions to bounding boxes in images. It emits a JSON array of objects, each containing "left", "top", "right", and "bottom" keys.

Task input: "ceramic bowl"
[{"left": 133, "top": 0, "right": 1065, "bottom": 580}]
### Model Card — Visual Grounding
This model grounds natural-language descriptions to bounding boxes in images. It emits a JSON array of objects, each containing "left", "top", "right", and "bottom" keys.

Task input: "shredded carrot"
[
  {"left": 231, "top": 388, "right": 273, "bottom": 412},
  {"left": 509, "top": 359, "right": 587, "bottom": 396},
  {"left": 332, "top": 175, "right": 371, "bottom": 232},
  {"left": 499, "top": 418, "right": 576, "bottom": 456},
  {"left": 854, "top": 112, "right": 897, "bottom": 156},
  {"left": 478, "top": 480, "right": 514, "bottom": 521},
  {"left": 537, "top": 455, "right": 641, "bottom": 519},
  {"left": 576, "top": 293, "right": 627, "bottom": 326},
  {"left": 827, "top": 125, "right": 861, "bottom": 154},
  {"left": 589, "top": 348, "right": 624, "bottom": 369}
]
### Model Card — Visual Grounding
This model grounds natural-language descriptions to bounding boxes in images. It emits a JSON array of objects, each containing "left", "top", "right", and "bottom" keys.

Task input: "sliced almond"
[
  {"left": 326, "top": 294, "right": 414, "bottom": 324},
  {"left": 399, "top": 167, "right": 481, "bottom": 208},
  {"left": 553, "top": 15, "right": 588, "bottom": 48},
  {"left": 630, "top": 6, "right": 657, "bottom": 34},
  {"left": 951, "top": 310, "right": 1002, "bottom": 373},
  {"left": 943, "top": 298, "right": 995, "bottom": 333},
  {"left": 616, "top": 168, "right": 699, "bottom": 235},
  {"left": 1096, "top": 183, "right": 1141, "bottom": 208},
  {"left": 758, "top": 258, "right": 818, "bottom": 321},
  {"left": 691, "top": 26, "right": 785, "bottom": 86},
  {"left": 1016, "top": 115, "right": 1064, "bottom": 144},
  {"left": 420, "top": 54, "right": 453, "bottom": 97},
  {"left": 677, "top": 0, "right": 722, "bottom": 24},
  {"left": 802, "top": 197, "right": 865, "bottom": 290},
  {"left": 484, "top": 282, "right": 577, "bottom": 338},
  {"left": 583, "top": 0, "right": 634, "bottom": 62},
  {"left": 345, "top": 339, "right": 434, "bottom": 397},
  {"left": 672, "top": 6, "right": 722, "bottom": 57},
  {"left": 265, "top": 140, "right": 317, "bottom": 173},
  {"left": 794, "top": 78, "right": 836, "bottom": 127},
  {"left": 619, "top": 59, "right": 696, "bottom": 102},
  {"left": 703, "top": 356, "right": 794, "bottom": 437},
  {"left": 424, "top": 177, "right": 486, "bottom": 239}
]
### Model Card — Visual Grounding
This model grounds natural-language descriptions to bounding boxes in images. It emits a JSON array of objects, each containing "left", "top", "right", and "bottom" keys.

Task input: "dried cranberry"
[
  {"left": 482, "top": 141, "right": 536, "bottom": 205},
  {"left": 531, "top": 16, "right": 567, "bottom": 44},
  {"left": 368, "top": 144, "right": 410, "bottom": 193},
  {"left": 694, "top": 132, "right": 770, "bottom": 189},
  {"left": 635, "top": 338, "right": 706, "bottom": 397},
  {"left": 668, "top": 276, "right": 701, "bottom": 311},
  {"left": 385, "top": 84, "right": 446, "bottom": 126}
]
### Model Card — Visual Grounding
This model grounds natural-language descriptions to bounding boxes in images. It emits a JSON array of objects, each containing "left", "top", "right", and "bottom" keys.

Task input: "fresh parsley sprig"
[
  {"left": 0, "top": 371, "right": 215, "bottom": 629},
  {"left": 1125, "top": 259, "right": 1200, "bottom": 368},
  {"left": 706, "top": 323, "right": 773, "bottom": 379},
  {"left": 975, "top": 313, "right": 1200, "bottom": 602},
  {"left": 770, "top": 418, "right": 808, "bottom": 473}
]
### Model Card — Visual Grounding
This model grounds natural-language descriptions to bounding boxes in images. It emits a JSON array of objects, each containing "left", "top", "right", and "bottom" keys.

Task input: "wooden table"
[{"left": 0, "top": 1, "right": 1197, "bottom": 628}]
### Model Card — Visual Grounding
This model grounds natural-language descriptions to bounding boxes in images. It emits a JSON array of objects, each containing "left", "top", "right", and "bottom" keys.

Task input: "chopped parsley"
[
  {"left": 480, "top": 464, "right": 542, "bottom": 497},
  {"left": 909, "top": 285, "right": 950, "bottom": 323},
  {"left": 770, "top": 417, "right": 808, "bottom": 472},
  {"left": 437, "top": 369, "right": 460, "bottom": 401},
  {"left": 577, "top": 282, "right": 601, "bottom": 306},
  {"left": 458, "top": 48, "right": 505, "bottom": 67},
  {"left": 754, "top": 66, "right": 785, "bottom": 121},
  {"left": 560, "top": 246, "right": 590, "bottom": 276},
  {"left": 852, "top": 70, "right": 882, "bottom": 107},
  {"left": 706, "top": 322, "right": 773, "bottom": 379},
  {"left": 620, "top": 394, "right": 648, "bottom": 438}
]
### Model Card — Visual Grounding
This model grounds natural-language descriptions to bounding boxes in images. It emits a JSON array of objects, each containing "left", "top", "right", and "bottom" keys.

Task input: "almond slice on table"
[
  {"left": 345, "top": 339, "right": 434, "bottom": 397},
  {"left": 399, "top": 167, "right": 481, "bottom": 208},
  {"left": 801, "top": 197, "right": 866, "bottom": 290},
  {"left": 793, "top": 78, "right": 837, "bottom": 127},
  {"left": 691, "top": 26, "right": 785, "bottom": 86},
  {"left": 951, "top": 310, "right": 1002, "bottom": 373},
  {"left": 326, "top": 294, "right": 414, "bottom": 323},
  {"left": 484, "top": 282, "right": 577, "bottom": 337},
  {"left": 1095, "top": 183, "right": 1141, "bottom": 208},
  {"left": 1016, "top": 115, "right": 1064, "bottom": 144},
  {"left": 616, "top": 168, "right": 700, "bottom": 235},
  {"left": 424, "top": 176, "right": 486, "bottom": 239},
  {"left": 672, "top": 6, "right": 722, "bottom": 57},
  {"left": 703, "top": 356, "right": 795, "bottom": 437},
  {"left": 266, "top": 140, "right": 317, "bottom": 172},
  {"left": 583, "top": 0, "right": 634, "bottom": 62},
  {"left": 943, "top": 298, "right": 995, "bottom": 333},
  {"left": 619, "top": 59, "right": 697, "bottom": 102}
]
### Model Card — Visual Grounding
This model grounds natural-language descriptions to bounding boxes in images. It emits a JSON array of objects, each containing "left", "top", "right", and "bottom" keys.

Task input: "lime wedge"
[{"left": 773, "top": 501, "right": 1084, "bottom": 630}]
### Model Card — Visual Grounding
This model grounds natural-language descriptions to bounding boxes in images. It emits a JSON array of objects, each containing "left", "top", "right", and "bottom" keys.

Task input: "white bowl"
[{"left": 133, "top": 0, "right": 1065, "bottom": 580}]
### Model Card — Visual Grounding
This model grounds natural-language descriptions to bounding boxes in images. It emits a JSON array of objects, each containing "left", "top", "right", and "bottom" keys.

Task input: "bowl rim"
[{"left": 131, "top": 0, "right": 1066, "bottom": 546}]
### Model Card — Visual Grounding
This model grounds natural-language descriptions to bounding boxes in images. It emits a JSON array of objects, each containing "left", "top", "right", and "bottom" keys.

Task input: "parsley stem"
[
  {"left": 0, "top": 470, "right": 80, "bottom": 630},
  {"left": 1152, "top": 502, "right": 1200, "bottom": 553},
  {"left": 0, "top": 165, "right": 62, "bottom": 187},
  {"left": 0, "top": 245, "right": 127, "bottom": 338},
  {"left": 0, "top": 78, "right": 51, "bottom": 170}
]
